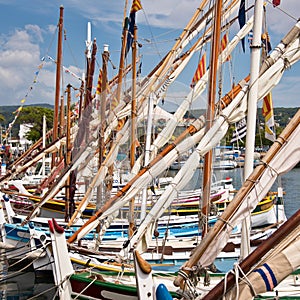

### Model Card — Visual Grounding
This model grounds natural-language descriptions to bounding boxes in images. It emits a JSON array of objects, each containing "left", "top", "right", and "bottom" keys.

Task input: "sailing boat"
[
  {"left": 35, "top": 0, "right": 299, "bottom": 298},
  {"left": 1, "top": 0, "right": 298, "bottom": 298},
  {"left": 44, "top": 108, "right": 300, "bottom": 298}
]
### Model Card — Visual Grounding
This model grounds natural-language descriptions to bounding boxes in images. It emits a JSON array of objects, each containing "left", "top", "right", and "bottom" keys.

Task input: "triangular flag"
[
  {"left": 262, "top": 93, "right": 276, "bottom": 142},
  {"left": 238, "top": 0, "right": 246, "bottom": 52},
  {"left": 190, "top": 52, "right": 206, "bottom": 88}
]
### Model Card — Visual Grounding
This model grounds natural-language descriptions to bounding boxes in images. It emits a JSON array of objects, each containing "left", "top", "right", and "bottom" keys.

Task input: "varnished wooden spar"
[
  {"left": 202, "top": 208, "right": 300, "bottom": 299},
  {"left": 52, "top": 5, "right": 64, "bottom": 169},
  {"left": 202, "top": 0, "right": 223, "bottom": 237},
  {"left": 173, "top": 108, "right": 300, "bottom": 288},
  {"left": 128, "top": 24, "right": 138, "bottom": 237}
]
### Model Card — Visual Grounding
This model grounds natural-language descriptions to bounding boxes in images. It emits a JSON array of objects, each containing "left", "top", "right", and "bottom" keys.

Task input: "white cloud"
[{"left": 0, "top": 28, "right": 44, "bottom": 103}]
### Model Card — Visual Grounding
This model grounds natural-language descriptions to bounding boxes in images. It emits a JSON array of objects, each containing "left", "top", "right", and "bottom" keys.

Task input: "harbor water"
[{"left": 1, "top": 167, "right": 300, "bottom": 299}]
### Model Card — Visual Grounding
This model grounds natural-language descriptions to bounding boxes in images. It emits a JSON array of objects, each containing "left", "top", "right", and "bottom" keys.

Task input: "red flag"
[
  {"left": 272, "top": 0, "right": 280, "bottom": 7},
  {"left": 130, "top": 0, "right": 142, "bottom": 13},
  {"left": 190, "top": 52, "right": 206, "bottom": 88},
  {"left": 220, "top": 33, "right": 231, "bottom": 61}
]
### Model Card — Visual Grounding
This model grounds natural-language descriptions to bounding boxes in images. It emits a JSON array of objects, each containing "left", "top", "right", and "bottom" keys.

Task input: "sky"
[{"left": 0, "top": 0, "right": 299, "bottom": 110}]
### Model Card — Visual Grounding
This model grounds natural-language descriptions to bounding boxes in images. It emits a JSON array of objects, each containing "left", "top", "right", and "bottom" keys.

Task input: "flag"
[
  {"left": 231, "top": 117, "right": 247, "bottom": 143},
  {"left": 220, "top": 33, "right": 231, "bottom": 61},
  {"left": 238, "top": 0, "right": 246, "bottom": 52},
  {"left": 158, "top": 75, "right": 173, "bottom": 95},
  {"left": 262, "top": 93, "right": 276, "bottom": 142},
  {"left": 248, "top": 29, "right": 253, "bottom": 47},
  {"left": 96, "top": 69, "right": 103, "bottom": 95},
  {"left": 190, "top": 52, "right": 206, "bottom": 88},
  {"left": 272, "top": 0, "right": 280, "bottom": 7},
  {"left": 125, "top": 0, "right": 142, "bottom": 57},
  {"left": 137, "top": 61, "right": 142, "bottom": 77},
  {"left": 261, "top": 32, "right": 272, "bottom": 53}
]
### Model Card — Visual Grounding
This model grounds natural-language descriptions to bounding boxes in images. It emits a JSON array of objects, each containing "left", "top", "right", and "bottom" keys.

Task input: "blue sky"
[{"left": 0, "top": 0, "right": 299, "bottom": 109}]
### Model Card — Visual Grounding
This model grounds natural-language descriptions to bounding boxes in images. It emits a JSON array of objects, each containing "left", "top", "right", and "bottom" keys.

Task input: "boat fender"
[
  {"left": 156, "top": 283, "right": 173, "bottom": 300},
  {"left": 134, "top": 250, "right": 152, "bottom": 274}
]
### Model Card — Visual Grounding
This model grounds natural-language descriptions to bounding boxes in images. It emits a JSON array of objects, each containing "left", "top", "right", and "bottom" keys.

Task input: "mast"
[
  {"left": 42, "top": 115, "right": 46, "bottom": 178},
  {"left": 52, "top": 5, "right": 64, "bottom": 168},
  {"left": 201, "top": 0, "right": 223, "bottom": 237},
  {"left": 96, "top": 44, "right": 109, "bottom": 215},
  {"left": 128, "top": 25, "right": 138, "bottom": 236},
  {"left": 140, "top": 95, "right": 154, "bottom": 221},
  {"left": 65, "top": 84, "right": 72, "bottom": 222},
  {"left": 114, "top": 17, "right": 129, "bottom": 111},
  {"left": 240, "top": 0, "right": 264, "bottom": 259},
  {"left": 94, "top": 44, "right": 110, "bottom": 249},
  {"left": 85, "top": 38, "right": 97, "bottom": 109}
]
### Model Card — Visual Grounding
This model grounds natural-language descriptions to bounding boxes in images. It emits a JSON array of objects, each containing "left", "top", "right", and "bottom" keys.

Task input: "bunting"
[
  {"left": 220, "top": 33, "right": 231, "bottom": 61},
  {"left": 262, "top": 92, "right": 276, "bottom": 142},
  {"left": 48, "top": 56, "right": 83, "bottom": 82},
  {"left": 125, "top": 0, "right": 142, "bottom": 57},
  {"left": 190, "top": 52, "right": 206, "bottom": 88},
  {"left": 238, "top": 0, "right": 246, "bottom": 52},
  {"left": 231, "top": 117, "right": 247, "bottom": 144}
]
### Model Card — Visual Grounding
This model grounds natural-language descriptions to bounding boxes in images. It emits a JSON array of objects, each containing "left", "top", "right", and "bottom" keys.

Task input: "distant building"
[{"left": 19, "top": 124, "right": 33, "bottom": 151}]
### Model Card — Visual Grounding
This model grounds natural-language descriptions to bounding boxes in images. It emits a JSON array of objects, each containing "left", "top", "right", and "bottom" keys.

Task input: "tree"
[{"left": 16, "top": 106, "right": 54, "bottom": 143}]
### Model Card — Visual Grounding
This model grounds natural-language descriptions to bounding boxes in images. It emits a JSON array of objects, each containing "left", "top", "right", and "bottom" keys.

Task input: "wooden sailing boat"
[
  {"left": 37, "top": 0, "right": 300, "bottom": 299},
  {"left": 1, "top": 1, "right": 298, "bottom": 298},
  {"left": 172, "top": 3, "right": 300, "bottom": 297}
]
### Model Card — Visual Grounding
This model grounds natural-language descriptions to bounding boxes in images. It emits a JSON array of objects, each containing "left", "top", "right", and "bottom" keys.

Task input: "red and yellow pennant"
[
  {"left": 262, "top": 92, "right": 276, "bottom": 142},
  {"left": 190, "top": 52, "right": 206, "bottom": 88},
  {"left": 130, "top": 0, "right": 142, "bottom": 13},
  {"left": 220, "top": 33, "right": 231, "bottom": 61}
]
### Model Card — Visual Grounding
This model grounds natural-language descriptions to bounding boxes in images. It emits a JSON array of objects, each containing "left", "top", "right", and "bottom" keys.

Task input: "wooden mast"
[
  {"left": 201, "top": 0, "right": 223, "bottom": 237},
  {"left": 128, "top": 24, "right": 138, "bottom": 237},
  {"left": 52, "top": 5, "right": 64, "bottom": 168},
  {"left": 98, "top": 44, "right": 109, "bottom": 206},
  {"left": 65, "top": 84, "right": 72, "bottom": 221},
  {"left": 114, "top": 17, "right": 129, "bottom": 111}
]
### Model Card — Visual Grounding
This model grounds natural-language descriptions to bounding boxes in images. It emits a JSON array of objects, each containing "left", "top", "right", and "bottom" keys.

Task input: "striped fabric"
[
  {"left": 220, "top": 33, "right": 231, "bottom": 61},
  {"left": 254, "top": 263, "right": 278, "bottom": 291},
  {"left": 262, "top": 92, "right": 276, "bottom": 141},
  {"left": 130, "top": 0, "right": 142, "bottom": 13},
  {"left": 190, "top": 52, "right": 206, "bottom": 88}
]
